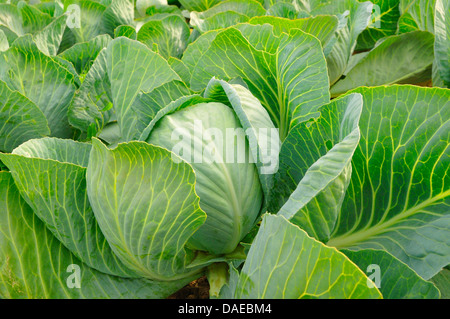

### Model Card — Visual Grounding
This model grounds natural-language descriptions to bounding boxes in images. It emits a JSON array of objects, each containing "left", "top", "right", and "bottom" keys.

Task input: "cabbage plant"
[
  {"left": 0, "top": 0, "right": 449, "bottom": 300},
  {"left": 0, "top": 77, "right": 282, "bottom": 297}
]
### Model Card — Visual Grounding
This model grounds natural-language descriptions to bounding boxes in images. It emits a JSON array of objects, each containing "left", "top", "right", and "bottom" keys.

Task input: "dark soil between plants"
[{"left": 168, "top": 276, "right": 210, "bottom": 299}]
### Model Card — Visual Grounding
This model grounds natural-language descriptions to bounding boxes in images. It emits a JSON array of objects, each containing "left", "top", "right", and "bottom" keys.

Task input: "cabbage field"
[{"left": 0, "top": 0, "right": 449, "bottom": 299}]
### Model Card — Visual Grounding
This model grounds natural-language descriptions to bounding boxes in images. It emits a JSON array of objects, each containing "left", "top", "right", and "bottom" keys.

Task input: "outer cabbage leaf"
[
  {"left": 68, "top": 48, "right": 113, "bottom": 135},
  {"left": 291, "top": 0, "right": 373, "bottom": 85},
  {"left": 430, "top": 268, "right": 450, "bottom": 299},
  {"left": 114, "top": 25, "right": 137, "bottom": 39},
  {"left": 190, "top": 0, "right": 266, "bottom": 33},
  {"left": 328, "top": 86, "right": 450, "bottom": 280},
  {"left": 0, "top": 4, "right": 24, "bottom": 39},
  {"left": 179, "top": 0, "right": 223, "bottom": 11},
  {"left": 86, "top": 139, "right": 207, "bottom": 280},
  {"left": 356, "top": 0, "right": 401, "bottom": 50},
  {"left": 247, "top": 15, "right": 339, "bottom": 51},
  {"left": 0, "top": 138, "right": 137, "bottom": 278},
  {"left": 343, "top": 249, "right": 440, "bottom": 299},
  {"left": 273, "top": 93, "right": 362, "bottom": 243},
  {"left": 232, "top": 214, "right": 382, "bottom": 299},
  {"left": 266, "top": 2, "right": 299, "bottom": 19},
  {"left": 398, "top": 0, "right": 435, "bottom": 33},
  {"left": 105, "top": 37, "right": 180, "bottom": 141},
  {"left": 0, "top": 80, "right": 50, "bottom": 153},
  {"left": 433, "top": 0, "right": 449, "bottom": 87},
  {"left": 63, "top": 0, "right": 134, "bottom": 42},
  {"left": 63, "top": 0, "right": 107, "bottom": 43},
  {"left": 331, "top": 31, "right": 435, "bottom": 96},
  {"left": 0, "top": 35, "right": 77, "bottom": 138},
  {"left": 0, "top": 171, "right": 195, "bottom": 299},
  {"left": 137, "top": 14, "right": 190, "bottom": 59},
  {"left": 185, "top": 23, "right": 330, "bottom": 140},
  {"left": 0, "top": 29, "right": 8, "bottom": 51},
  {"left": 32, "top": 14, "right": 67, "bottom": 56},
  {"left": 58, "top": 34, "right": 112, "bottom": 75},
  {"left": 69, "top": 37, "right": 181, "bottom": 140}
]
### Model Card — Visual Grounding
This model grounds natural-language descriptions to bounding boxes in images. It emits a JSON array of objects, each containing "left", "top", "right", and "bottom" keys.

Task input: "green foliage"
[{"left": 0, "top": 0, "right": 448, "bottom": 300}]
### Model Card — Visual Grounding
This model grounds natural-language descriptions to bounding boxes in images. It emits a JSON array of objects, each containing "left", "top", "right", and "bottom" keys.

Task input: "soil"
[{"left": 168, "top": 276, "right": 210, "bottom": 299}]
